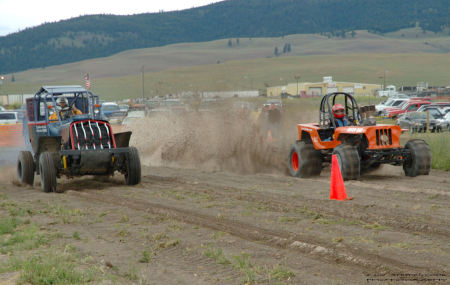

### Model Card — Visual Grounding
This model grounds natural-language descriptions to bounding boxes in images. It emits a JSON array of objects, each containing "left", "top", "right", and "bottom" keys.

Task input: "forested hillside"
[{"left": 0, "top": 0, "right": 448, "bottom": 74}]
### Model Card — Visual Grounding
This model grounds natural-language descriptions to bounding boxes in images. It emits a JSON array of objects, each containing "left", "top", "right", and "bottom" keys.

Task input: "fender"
[
  {"left": 114, "top": 131, "right": 132, "bottom": 148},
  {"left": 34, "top": 136, "right": 62, "bottom": 155}
]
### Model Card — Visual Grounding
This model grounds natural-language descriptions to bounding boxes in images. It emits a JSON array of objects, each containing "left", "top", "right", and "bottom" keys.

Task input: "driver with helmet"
[
  {"left": 331, "top": 103, "right": 349, "bottom": 127},
  {"left": 49, "top": 97, "right": 82, "bottom": 121}
]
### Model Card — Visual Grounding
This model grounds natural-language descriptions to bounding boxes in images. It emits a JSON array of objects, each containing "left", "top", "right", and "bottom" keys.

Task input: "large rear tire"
[
  {"left": 125, "top": 147, "right": 141, "bottom": 185},
  {"left": 17, "top": 151, "right": 35, "bottom": 186},
  {"left": 403, "top": 140, "right": 431, "bottom": 177},
  {"left": 332, "top": 144, "right": 360, "bottom": 180},
  {"left": 39, "top": 152, "right": 57, "bottom": 193},
  {"left": 289, "top": 142, "right": 322, "bottom": 177}
]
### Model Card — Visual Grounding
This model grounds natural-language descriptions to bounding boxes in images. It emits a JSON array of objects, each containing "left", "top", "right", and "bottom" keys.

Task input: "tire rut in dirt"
[
  {"left": 141, "top": 176, "right": 450, "bottom": 239},
  {"left": 67, "top": 190, "right": 438, "bottom": 274},
  {"left": 153, "top": 245, "right": 242, "bottom": 284}
]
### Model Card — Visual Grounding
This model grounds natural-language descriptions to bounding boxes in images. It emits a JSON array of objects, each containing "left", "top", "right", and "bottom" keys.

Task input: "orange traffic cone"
[{"left": 330, "top": 154, "right": 350, "bottom": 201}]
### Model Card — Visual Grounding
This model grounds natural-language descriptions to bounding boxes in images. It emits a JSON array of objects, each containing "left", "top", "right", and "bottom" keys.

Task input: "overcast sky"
[{"left": 0, "top": 0, "right": 220, "bottom": 36}]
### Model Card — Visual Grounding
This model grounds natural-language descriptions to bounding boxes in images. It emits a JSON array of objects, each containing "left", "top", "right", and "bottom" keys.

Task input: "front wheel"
[
  {"left": 39, "top": 152, "right": 58, "bottom": 193},
  {"left": 403, "top": 140, "right": 431, "bottom": 177},
  {"left": 125, "top": 147, "right": 141, "bottom": 185},
  {"left": 288, "top": 142, "right": 322, "bottom": 177},
  {"left": 332, "top": 144, "right": 360, "bottom": 180},
  {"left": 17, "top": 151, "right": 35, "bottom": 186}
]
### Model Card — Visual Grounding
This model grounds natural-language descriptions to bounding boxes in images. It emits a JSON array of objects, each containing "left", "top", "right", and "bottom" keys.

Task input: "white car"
[
  {"left": 375, "top": 98, "right": 408, "bottom": 113},
  {"left": 0, "top": 106, "right": 5, "bottom": 111},
  {"left": 0, "top": 111, "right": 19, "bottom": 124},
  {"left": 444, "top": 112, "right": 450, "bottom": 131}
]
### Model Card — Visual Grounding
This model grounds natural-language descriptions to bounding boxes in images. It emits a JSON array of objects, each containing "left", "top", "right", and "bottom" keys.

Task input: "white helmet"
[{"left": 56, "top": 97, "right": 69, "bottom": 110}]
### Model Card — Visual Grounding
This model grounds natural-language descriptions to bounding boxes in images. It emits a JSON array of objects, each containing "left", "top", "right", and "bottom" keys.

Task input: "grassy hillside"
[
  {"left": 2, "top": 31, "right": 450, "bottom": 101},
  {"left": 2, "top": 0, "right": 449, "bottom": 73}
]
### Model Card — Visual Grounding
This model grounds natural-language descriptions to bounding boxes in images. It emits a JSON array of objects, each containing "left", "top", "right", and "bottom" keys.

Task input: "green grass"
[
  {"left": 0, "top": 217, "right": 22, "bottom": 235},
  {"left": 203, "top": 244, "right": 231, "bottom": 265},
  {"left": 2, "top": 252, "right": 97, "bottom": 285},
  {"left": 401, "top": 132, "right": 450, "bottom": 170},
  {"left": 1, "top": 200, "right": 34, "bottom": 217},
  {"left": 41, "top": 203, "right": 87, "bottom": 224},
  {"left": 0, "top": 200, "right": 110, "bottom": 284},
  {"left": 72, "top": 231, "right": 81, "bottom": 240},
  {"left": 269, "top": 265, "right": 296, "bottom": 281},
  {"left": 363, "top": 222, "right": 389, "bottom": 231},
  {"left": 203, "top": 245, "right": 297, "bottom": 284},
  {"left": 0, "top": 224, "right": 48, "bottom": 254},
  {"left": 139, "top": 250, "right": 152, "bottom": 263},
  {"left": 232, "top": 252, "right": 255, "bottom": 284}
]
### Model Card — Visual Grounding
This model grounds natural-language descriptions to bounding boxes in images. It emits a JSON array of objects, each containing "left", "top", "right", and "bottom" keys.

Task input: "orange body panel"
[
  {"left": 297, "top": 123, "right": 402, "bottom": 150},
  {"left": 0, "top": 124, "right": 25, "bottom": 147}
]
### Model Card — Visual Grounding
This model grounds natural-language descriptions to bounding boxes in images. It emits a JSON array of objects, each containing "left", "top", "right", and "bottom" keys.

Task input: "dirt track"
[
  {"left": 0, "top": 161, "right": 449, "bottom": 284},
  {"left": 0, "top": 110, "right": 449, "bottom": 284}
]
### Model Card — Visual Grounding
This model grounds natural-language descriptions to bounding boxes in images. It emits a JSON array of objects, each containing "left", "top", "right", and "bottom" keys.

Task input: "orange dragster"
[{"left": 288, "top": 92, "right": 431, "bottom": 180}]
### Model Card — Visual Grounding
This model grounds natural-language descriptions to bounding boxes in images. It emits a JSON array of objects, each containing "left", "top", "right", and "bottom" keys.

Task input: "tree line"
[{"left": 0, "top": 0, "right": 449, "bottom": 74}]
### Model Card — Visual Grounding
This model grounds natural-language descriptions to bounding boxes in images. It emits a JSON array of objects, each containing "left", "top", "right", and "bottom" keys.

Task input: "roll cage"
[
  {"left": 31, "top": 85, "right": 100, "bottom": 123},
  {"left": 319, "top": 92, "right": 363, "bottom": 129}
]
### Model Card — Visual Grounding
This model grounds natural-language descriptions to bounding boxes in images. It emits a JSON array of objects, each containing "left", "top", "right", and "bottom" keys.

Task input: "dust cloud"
[
  {"left": 125, "top": 106, "right": 315, "bottom": 175},
  {"left": 0, "top": 165, "right": 16, "bottom": 183}
]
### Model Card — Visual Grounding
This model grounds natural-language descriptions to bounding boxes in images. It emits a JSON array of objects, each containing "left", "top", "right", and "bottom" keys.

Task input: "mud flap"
[
  {"left": 34, "top": 136, "right": 62, "bottom": 156},
  {"left": 114, "top": 131, "right": 132, "bottom": 148}
]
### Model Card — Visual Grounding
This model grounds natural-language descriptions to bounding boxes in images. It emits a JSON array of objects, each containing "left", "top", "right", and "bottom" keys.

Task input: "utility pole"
[
  {"left": 0, "top": 75, "right": 5, "bottom": 95},
  {"left": 0, "top": 75, "right": 4, "bottom": 95},
  {"left": 383, "top": 70, "right": 386, "bottom": 91},
  {"left": 294, "top": 75, "right": 301, "bottom": 96},
  {"left": 141, "top": 65, "right": 145, "bottom": 101}
]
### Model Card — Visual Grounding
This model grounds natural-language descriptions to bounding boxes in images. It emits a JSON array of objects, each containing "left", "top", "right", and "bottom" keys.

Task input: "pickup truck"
[
  {"left": 382, "top": 100, "right": 431, "bottom": 118},
  {"left": 377, "top": 85, "right": 397, "bottom": 97}
]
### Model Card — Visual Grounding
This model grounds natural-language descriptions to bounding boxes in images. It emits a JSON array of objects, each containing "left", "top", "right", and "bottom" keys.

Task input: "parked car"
[
  {"left": 390, "top": 93, "right": 410, "bottom": 99},
  {"left": 375, "top": 98, "right": 408, "bottom": 113},
  {"left": 101, "top": 102, "right": 127, "bottom": 122},
  {"left": 444, "top": 112, "right": 450, "bottom": 131},
  {"left": 0, "top": 111, "right": 19, "bottom": 124},
  {"left": 417, "top": 103, "right": 450, "bottom": 112},
  {"left": 382, "top": 100, "right": 431, "bottom": 118},
  {"left": 396, "top": 111, "right": 443, "bottom": 133},
  {"left": 416, "top": 105, "right": 446, "bottom": 119}
]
